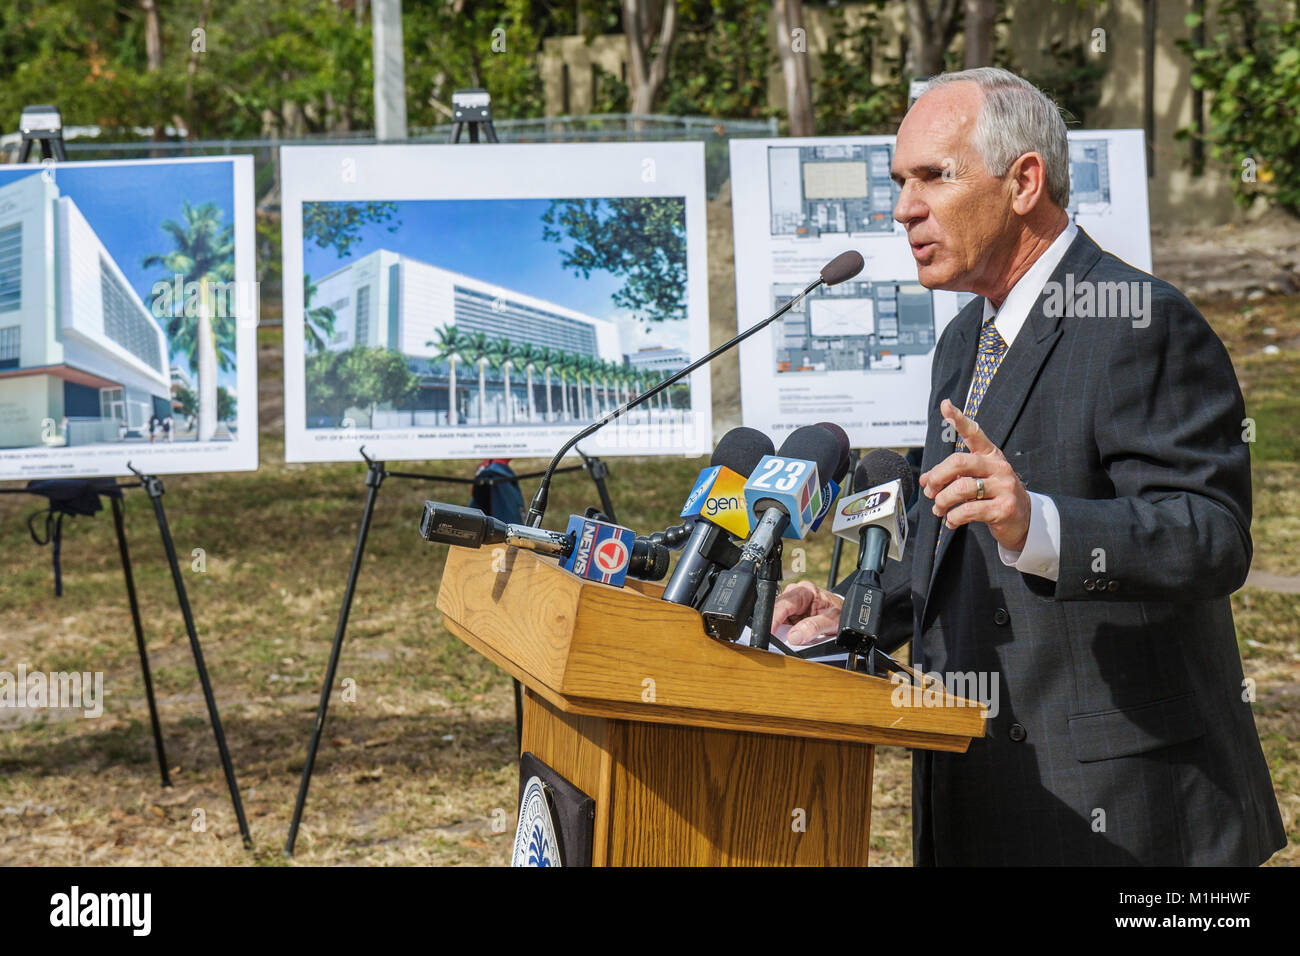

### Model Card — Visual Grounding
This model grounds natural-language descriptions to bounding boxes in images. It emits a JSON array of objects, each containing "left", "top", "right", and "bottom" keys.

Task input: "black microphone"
[
  {"left": 524, "top": 251, "right": 865, "bottom": 527},
  {"left": 699, "top": 425, "right": 844, "bottom": 642},
  {"left": 661, "top": 426, "right": 776, "bottom": 607},
  {"left": 418, "top": 501, "right": 670, "bottom": 581},
  {"left": 833, "top": 450, "right": 915, "bottom": 656}
]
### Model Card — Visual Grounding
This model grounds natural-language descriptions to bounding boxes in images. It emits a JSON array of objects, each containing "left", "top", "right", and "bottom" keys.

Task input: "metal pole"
[
  {"left": 110, "top": 492, "right": 170, "bottom": 788},
  {"left": 285, "top": 459, "right": 385, "bottom": 856},
  {"left": 140, "top": 473, "right": 251, "bottom": 847}
]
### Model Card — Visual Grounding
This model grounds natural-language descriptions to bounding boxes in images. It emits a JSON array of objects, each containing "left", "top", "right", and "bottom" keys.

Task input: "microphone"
[
  {"left": 808, "top": 421, "right": 851, "bottom": 532},
  {"left": 699, "top": 425, "right": 843, "bottom": 643},
  {"left": 523, "top": 251, "right": 865, "bottom": 527},
  {"left": 418, "top": 501, "right": 669, "bottom": 583},
  {"left": 661, "top": 426, "right": 775, "bottom": 607},
  {"left": 832, "top": 450, "right": 915, "bottom": 657}
]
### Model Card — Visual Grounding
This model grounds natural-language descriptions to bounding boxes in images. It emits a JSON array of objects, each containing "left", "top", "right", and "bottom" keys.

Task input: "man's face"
[{"left": 891, "top": 83, "right": 1015, "bottom": 293}]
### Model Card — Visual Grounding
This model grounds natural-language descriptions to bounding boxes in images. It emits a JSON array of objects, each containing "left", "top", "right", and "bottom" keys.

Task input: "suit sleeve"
[{"left": 1051, "top": 284, "right": 1252, "bottom": 601}]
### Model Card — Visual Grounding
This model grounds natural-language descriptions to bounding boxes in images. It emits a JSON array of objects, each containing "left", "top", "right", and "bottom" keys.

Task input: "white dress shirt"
[{"left": 962, "top": 223, "right": 1077, "bottom": 582}]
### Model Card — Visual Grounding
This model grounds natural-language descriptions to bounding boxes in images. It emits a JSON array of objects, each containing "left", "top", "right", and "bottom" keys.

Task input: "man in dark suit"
[{"left": 772, "top": 67, "right": 1286, "bottom": 865}]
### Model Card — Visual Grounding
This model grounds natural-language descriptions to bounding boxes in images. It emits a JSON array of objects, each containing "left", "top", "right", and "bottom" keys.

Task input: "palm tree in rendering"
[
  {"left": 142, "top": 200, "right": 235, "bottom": 441},
  {"left": 514, "top": 342, "right": 539, "bottom": 424},
  {"left": 558, "top": 351, "right": 579, "bottom": 421},
  {"left": 463, "top": 331, "right": 493, "bottom": 425},
  {"left": 303, "top": 274, "right": 337, "bottom": 353},
  {"left": 536, "top": 347, "right": 557, "bottom": 423},
  {"left": 495, "top": 336, "right": 516, "bottom": 424},
  {"left": 427, "top": 325, "right": 467, "bottom": 426}
]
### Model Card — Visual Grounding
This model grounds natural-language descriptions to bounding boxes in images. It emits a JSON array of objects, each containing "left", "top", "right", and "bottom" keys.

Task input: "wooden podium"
[{"left": 437, "top": 545, "right": 986, "bottom": 866}]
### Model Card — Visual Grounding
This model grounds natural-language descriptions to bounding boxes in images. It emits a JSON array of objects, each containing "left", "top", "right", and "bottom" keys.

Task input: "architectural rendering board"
[
  {"left": 280, "top": 143, "right": 711, "bottom": 463},
  {"left": 0, "top": 157, "right": 257, "bottom": 480},
  {"left": 730, "top": 131, "right": 1151, "bottom": 448}
]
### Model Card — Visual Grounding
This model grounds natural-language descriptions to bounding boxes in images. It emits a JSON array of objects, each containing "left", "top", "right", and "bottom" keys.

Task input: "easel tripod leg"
[
  {"left": 110, "top": 494, "right": 170, "bottom": 788},
  {"left": 145, "top": 482, "right": 252, "bottom": 848},
  {"left": 285, "top": 474, "right": 382, "bottom": 856}
]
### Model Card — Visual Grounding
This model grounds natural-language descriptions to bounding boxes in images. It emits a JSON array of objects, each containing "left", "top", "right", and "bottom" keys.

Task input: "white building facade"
[
  {"left": 310, "top": 250, "right": 625, "bottom": 426},
  {"left": 0, "top": 173, "right": 171, "bottom": 448}
]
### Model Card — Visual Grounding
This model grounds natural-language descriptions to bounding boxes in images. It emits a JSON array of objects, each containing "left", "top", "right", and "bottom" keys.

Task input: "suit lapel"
[{"left": 920, "top": 228, "right": 1106, "bottom": 617}]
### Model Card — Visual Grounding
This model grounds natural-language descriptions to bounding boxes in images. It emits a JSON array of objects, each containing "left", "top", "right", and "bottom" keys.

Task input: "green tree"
[
  {"left": 536, "top": 346, "right": 559, "bottom": 422},
  {"left": 513, "top": 341, "right": 540, "bottom": 423},
  {"left": 304, "top": 345, "right": 419, "bottom": 425},
  {"left": 303, "top": 273, "right": 337, "bottom": 353},
  {"left": 1177, "top": 0, "right": 1300, "bottom": 215},
  {"left": 427, "top": 325, "right": 467, "bottom": 426},
  {"left": 404, "top": 0, "right": 545, "bottom": 124},
  {"left": 217, "top": 385, "right": 237, "bottom": 422},
  {"left": 541, "top": 197, "right": 688, "bottom": 322},
  {"left": 142, "top": 200, "right": 235, "bottom": 441},
  {"left": 462, "top": 331, "right": 494, "bottom": 424},
  {"left": 173, "top": 384, "right": 198, "bottom": 430},
  {"left": 303, "top": 201, "right": 400, "bottom": 259}
]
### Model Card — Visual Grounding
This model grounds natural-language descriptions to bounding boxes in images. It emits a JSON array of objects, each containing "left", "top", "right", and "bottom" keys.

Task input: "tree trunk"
[
  {"left": 526, "top": 365, "right": 535, "bottom": 423},
  {"left": 545, "top": 368, "right": 553, "bottom": 421},
  {"left": 447, "top": 356, "right": 458, "bottom": 426},
  {"left": 623, "top": 0, "right": 678, "bottom": 115},
  {"left": 478, "top": 359, "right": 486, "bottom": 424},
  {"left": 141, "top": 0, "right": 166, "bottom": 151},
  {"left": 905, "top": 0, "right": 960, "bottom": 79},
  {"left": 774, "top": 0, "right": 815, "bottom": 136},
  {"left": 503, "top": 362, "right": 512, "bottom": 424},
  {"left": 197, "top": 278, "right": 218, "bottom": 441},
  {"left": 963, "top": 0, "right": 996, "bottom": 69}
]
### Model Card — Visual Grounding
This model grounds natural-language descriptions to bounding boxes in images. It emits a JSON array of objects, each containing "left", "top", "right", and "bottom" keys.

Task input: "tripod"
[
  {"left": 283, "top": 446, "right": 616, "bottom": 855},
  {"left": 0, "top": 466, "right": 252, "bottom": 847}
]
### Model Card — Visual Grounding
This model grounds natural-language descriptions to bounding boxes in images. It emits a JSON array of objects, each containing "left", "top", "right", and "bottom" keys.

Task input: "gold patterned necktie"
[{"left": 935, "top": 313, "right": 1008, "bottom": 556}]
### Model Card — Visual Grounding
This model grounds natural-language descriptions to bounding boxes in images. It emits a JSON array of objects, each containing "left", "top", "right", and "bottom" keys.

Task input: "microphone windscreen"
[
  {"left": 855, "top": 449, "right": 915, "bottom": 503},
  {"left": 778, "top": 425, "right": 844, "bottom": 488},
  {"left": 711, "top": 426, "right": 776, "bottom": 477},
  {"left": 820, "top": 250, "right": 865, "bottom": 286},
  {"left": 813, "top": 422, "right": 851, "bottom": 483}
]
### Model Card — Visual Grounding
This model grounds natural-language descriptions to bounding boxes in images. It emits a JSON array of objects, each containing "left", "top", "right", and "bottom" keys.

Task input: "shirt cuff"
[{"left": 998, "top": 491, "right": 1061, "bottom": 581}]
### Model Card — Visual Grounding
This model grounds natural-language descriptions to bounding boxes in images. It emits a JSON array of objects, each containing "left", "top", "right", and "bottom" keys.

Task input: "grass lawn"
[{"left": 0, "top": 295, "right": 1296, "bottom": 867}]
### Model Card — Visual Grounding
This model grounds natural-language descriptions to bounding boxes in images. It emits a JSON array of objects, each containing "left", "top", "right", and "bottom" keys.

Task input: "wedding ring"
[{"left": 975, "top": 477, "right": 986, "bottom": 500}]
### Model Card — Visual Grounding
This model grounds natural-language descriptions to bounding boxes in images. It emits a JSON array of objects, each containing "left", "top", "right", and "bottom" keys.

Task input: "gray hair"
[{"left": 923, "top": 67, "right": 1070, "bottom": 209}]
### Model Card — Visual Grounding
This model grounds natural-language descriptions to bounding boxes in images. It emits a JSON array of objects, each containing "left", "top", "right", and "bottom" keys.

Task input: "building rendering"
[
  {"left": 0, "top": 173, "right": 171, "bottom": 448},
  {"left": 310, "top": 249, "right": 629, "bottom": 426}
]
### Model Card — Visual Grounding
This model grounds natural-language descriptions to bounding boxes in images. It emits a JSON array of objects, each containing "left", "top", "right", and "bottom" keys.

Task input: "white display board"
[
  {"left": 280, "top": 142, "right": 712, "bottom": 463},
  {"left": 729, "top": 130, "right": 1151, "bottom": 448},
  {"left": 0, "top": 156, "right": 258, "bottom": 481}
]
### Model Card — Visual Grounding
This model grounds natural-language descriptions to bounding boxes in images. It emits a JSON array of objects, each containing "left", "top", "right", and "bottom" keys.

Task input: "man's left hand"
[{"left": 921, "top": 398, "right": 1032, "bottom": 552}]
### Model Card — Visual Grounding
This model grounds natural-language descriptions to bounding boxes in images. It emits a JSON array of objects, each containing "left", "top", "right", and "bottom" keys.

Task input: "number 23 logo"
[{"left": 751, "top": 457, "right": 811, "bottom": 492}]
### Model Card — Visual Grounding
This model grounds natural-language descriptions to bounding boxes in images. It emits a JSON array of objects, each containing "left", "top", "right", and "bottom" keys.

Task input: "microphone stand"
[
  {"left": 525, "top": 274, "right": 826, "bottom": 527},
  {"left": 750, "top": 542, "right": 783, "bottom": 651}
]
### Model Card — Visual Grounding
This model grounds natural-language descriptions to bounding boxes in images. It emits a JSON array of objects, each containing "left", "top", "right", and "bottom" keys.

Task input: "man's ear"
[{"left": 1008, "top": 151, "right": 1048, "bottom": 215}]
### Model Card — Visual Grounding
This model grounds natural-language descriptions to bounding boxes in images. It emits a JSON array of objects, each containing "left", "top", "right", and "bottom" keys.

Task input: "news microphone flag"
[
  {"left": 680, "top": 465, "right": 751, "bottom": 539},
  {"left": 743, "top": 454, "right": 823, "bottom": 540},
  {"left": 831, "top": 479, "right": 908, "bottom": 561},
  {"left": 561, "top": 514, "right": 638, "bottom": 586},
  {"left": 808, "top": 477, "right": 841, "bottom": 533}
]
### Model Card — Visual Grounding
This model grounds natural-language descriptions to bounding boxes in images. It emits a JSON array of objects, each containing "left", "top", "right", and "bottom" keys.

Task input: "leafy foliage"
[
  {"left": 1177, "top": 0, "right": 1300, "bottom": 215},
  {"left": 814, "top": 1, "right": 909, "bottom": 135},
  {"left": 541, "top": 197, "right": 687, "bottom": 322},
  {"left": 305, "top": 345, "right": 420, "bottom": 422},
  {"left": 141, "top": 200, "right": 237, "bottom": 374},
  {"left": 303, "top": 201, "right": 400, "bottom": 259}
]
